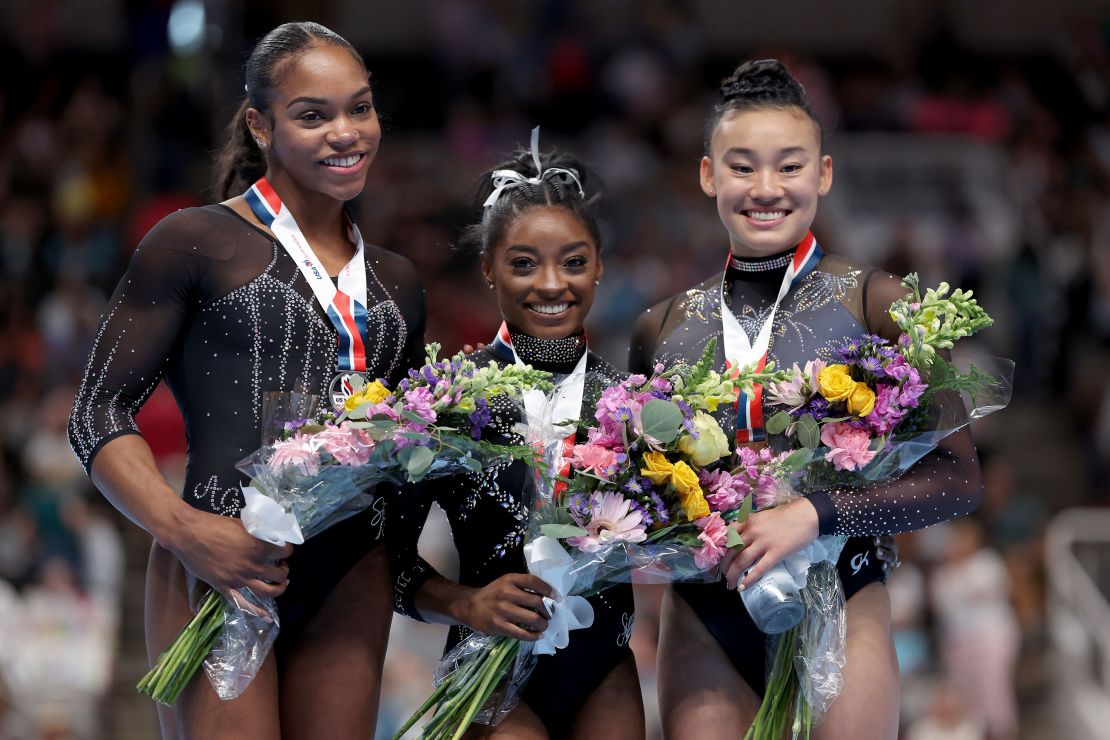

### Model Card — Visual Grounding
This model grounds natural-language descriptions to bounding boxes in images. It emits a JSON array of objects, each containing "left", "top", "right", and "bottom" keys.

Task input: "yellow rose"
[
  {"left": 817, "top": 364, "right": 856, "bottom": 402},
  {"left": 672, "top": 461, "right": 710, "bottom": 519},
  {"left": 677, "top": 412, "right": 731, "bottom": 466},
  {"left": 640, "top": 451, "right": 675, "bottom": 486},
  {"left": 846, "top": 381, "right": 876, "bottom": 417},
  {"left": 344, "top": 379, "right": 391, "bottom": 412}
]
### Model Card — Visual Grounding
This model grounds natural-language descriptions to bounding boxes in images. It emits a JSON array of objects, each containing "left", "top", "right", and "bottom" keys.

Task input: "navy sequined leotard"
[
  {"left": 629, "top": 247, "right": 981, "bottom": 693},
  {"left": 68, "top": 204, "right": 426, "bottom": 641},
  {"left": 390, "top": 334, "right": 636, "bottom": 737}
]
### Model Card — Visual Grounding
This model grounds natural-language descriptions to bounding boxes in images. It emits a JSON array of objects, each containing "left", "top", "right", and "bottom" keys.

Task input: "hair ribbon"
[{"left": 482, "top": 127, "right": 585, "bottom": 209}]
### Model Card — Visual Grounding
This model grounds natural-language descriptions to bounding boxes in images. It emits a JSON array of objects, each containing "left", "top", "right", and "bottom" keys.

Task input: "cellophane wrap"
[
  {"left": 793, "top": 561, "right": 847, "bottom": 727},
  {"left": 431, "top": 633, "right": 538, "bottom": 726},
  {"left": 782, "top": 355, "right": 1013, "bottom": 493},
  {"left": 203, "top": 398, "right": 531, "bottom": 701}
]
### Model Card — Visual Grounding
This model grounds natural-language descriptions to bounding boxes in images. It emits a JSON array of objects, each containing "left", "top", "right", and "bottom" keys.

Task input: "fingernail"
[{"left": 737, "top": 583, "right": 746, "bottom": 592}]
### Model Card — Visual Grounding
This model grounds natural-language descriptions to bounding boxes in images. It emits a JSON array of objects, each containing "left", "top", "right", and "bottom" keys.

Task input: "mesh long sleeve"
[{"left": 67, "top": 214, "right": 201, "bottom": 472}]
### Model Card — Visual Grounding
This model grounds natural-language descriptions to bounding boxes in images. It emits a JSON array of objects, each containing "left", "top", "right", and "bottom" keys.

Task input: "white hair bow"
[{"left": 482, "top": 126, "right": 585, "bottom": 209}]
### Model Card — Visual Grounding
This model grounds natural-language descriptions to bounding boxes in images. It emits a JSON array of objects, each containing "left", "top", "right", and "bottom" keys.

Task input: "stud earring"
[
  {"left": 594, "top": 279, "right": 600, "bottom": 286},
  {"left": 487, "top": 282, "right": 495, "bottom": 290},
  {"left": 254, "top": 138, "right": 267, "bottom": 149}
]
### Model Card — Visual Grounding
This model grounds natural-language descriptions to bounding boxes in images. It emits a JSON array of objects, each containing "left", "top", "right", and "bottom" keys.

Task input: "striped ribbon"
[
  {"left": 721, "top": 232, "right": 824, "bottom": 443},
  {"left": 245, "top": 177, "right": 369, "bottom": 372}
]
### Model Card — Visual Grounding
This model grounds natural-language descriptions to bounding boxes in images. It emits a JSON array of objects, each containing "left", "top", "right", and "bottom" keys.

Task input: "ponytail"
[{"left": 213, "top": 98, "right": 267, "bottom": 200}]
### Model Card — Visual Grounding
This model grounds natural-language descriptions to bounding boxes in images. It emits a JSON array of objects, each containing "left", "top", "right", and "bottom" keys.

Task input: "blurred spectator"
[{"left": 930, "top": 519, "right": 1020, "bottom": 740}]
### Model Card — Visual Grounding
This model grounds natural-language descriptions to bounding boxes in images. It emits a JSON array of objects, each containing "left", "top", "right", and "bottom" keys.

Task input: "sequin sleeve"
[
  {"left": 67, "top": 211, "right": 203, "bottom": 473},
  {"left": 804, "top": 271, "right": 984, "bottom": 536}
]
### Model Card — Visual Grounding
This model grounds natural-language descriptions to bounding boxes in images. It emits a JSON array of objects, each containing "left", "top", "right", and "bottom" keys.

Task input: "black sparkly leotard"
[
  {"left": 629, "top": 248, "right": 981, "bottom": 693},
  {"left": 390, "top": 334, "right": 636, "bottom": 737},
  {"left": 68, "top": 204, "right": 426, "bottom": 642}
]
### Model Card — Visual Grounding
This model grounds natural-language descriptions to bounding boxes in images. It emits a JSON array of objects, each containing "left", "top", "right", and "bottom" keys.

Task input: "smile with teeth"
[
  {"left": 527, "top": 302, "right": 571, "bottom": 315},
  {"left": 321, "top": 153, "right": 364, "bottom": 168},
  {"left": 743, "top": 210, "right": 789, "bottom": 221}
]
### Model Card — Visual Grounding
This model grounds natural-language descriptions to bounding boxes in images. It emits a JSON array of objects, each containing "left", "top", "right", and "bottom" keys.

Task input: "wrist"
[{"left": 152, "top": 499, "right": 199, "bottom": 554}]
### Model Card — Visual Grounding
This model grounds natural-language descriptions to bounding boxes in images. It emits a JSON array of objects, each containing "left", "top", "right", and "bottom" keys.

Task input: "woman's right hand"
[
  {"left": 456, "top": 573, "right": 554, "bottom": 641},
  {"left": 166, "top": 506, "right": 293, "bottom": 602}
]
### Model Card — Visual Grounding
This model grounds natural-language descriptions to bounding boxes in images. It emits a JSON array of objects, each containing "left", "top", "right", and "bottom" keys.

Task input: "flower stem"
[{"left": 137, "top": 590, "right": 225, "bottom": 705}]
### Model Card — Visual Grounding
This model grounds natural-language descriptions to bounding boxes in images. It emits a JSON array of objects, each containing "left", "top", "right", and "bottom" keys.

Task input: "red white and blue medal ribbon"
[
  {"left": 489, "top": 322, "right": 586, "bottom": 496},
  {"left": 245, "top": 177, "right": 370, "bottom": 379},
  {"left": 721, "top": 232, "right": 823, "bottom": 444}
]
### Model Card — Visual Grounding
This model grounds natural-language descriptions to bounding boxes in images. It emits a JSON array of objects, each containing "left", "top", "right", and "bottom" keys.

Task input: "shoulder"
[
  {"left": 364, "top": 242, "right": 420, "bottom": 283},
  {"left": 137, "top": 205, "right": 255, "bottom": 262},
  {"left": 631, "top": 273, "right": 722, "bottom": 344}
]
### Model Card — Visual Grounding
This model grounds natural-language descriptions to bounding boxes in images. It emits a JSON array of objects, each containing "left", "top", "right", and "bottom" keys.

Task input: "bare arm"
[{"left": 90, "top": 435, "right": 291, "bottom": 599}]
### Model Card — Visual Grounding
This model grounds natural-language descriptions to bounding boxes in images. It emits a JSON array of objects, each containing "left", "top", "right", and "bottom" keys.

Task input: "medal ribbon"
[
  {"left": 245, "top": 177, "right": 369, "bottom": 372},
  {"left": 721, "top": 232, "right": 823, "bottom": 443},
  {"left": 489, "top": 322, "right": 587, "bottom": 496}
]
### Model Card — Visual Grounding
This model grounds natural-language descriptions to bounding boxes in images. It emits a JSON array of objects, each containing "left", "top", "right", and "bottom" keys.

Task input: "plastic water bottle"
[{"left": 740, "top": 560, "right": 804, "bottom": 634}]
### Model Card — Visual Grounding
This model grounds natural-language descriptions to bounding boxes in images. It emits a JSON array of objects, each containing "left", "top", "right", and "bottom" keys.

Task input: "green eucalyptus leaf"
[
  {"left": 765, "top": 410, "right": 793, "bottom": 435},
  {"left": 725, "top": 527, "right": 744, "bottom": 548},
  {"left": 737, "top": 494, "right": 753, "bottom": 523},
  {"left": 784, "top": 448, "right": 815, "bottom": 470},
  {"left": 798, "top": 424, "right": 820, "bottom": 450},
  {"left": 540, "top": 523, "right": 589, "bottom": 540},
  {"left": 640, "top": 399, "right": 684, "bottom": 443},
  {"left": 398, "top": 445, "right": 434, "bottom": 479}
]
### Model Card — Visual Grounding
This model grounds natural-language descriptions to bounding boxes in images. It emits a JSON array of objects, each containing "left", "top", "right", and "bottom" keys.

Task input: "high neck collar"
[
  {"left": 507, "top": 327, "right": 587, "bottom": 373},
  {"left": 726, "top": 247, "right": 795, "bottom": 283}
]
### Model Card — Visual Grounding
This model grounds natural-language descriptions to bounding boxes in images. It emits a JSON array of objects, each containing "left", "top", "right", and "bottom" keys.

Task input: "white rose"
[{"left": 676, "top": 411, "right": 731, "bottom": 466}]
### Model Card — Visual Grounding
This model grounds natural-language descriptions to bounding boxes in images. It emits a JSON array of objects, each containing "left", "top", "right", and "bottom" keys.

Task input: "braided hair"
[
  {"left": 213, "top": 22, "right": 369, "bottom": 200},
  {"left": 703, "top": 59, "right": 823, "bottom": 154},
  {"left": 462, "top": 146, "right": 604, "bottom": 257}
]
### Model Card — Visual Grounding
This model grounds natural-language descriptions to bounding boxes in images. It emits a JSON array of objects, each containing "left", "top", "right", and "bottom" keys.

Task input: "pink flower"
[
  {"left": 402, "top": 387, "right": 437, "bottom": 429},
  {"left": 571, "top": 444, "right": 619, "bottom": 478},
  {"left": 268, "top": 435, "right": 321, "bottom": 476},
  {"left": 699, "top": 469, "right": 750, "bottom": 512},
  {"left": 365, "top": 402, "right": 399, "bottom": 421},
  {"left": 585, "top": 425, "right": 624, "bottom": 451},
  {"left": 567, "top": 491, "right": 647, "bottom": 553},
  {"left": 693, "top": 512, "right": 730, "bottom": 569},
  {"left": 316, "top": 423, "right": 374, "bottom": 466},
  {"left": 820, "top": 421, "right": 877, "bottom": 471},
  {"left": 868, "top": 385, "right": 907, "bottom": 435}
]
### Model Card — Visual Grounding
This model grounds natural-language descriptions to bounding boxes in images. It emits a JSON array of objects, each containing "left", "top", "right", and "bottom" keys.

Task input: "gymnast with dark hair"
[
  {"left": 629, "top": 59, "right": 983, "bottom": 739},
  {"left": 389, "top": 134, "right": 645, "bottom": 739},
  {"left": 68, "top": 22, "right": 425, "bottom": 738}
]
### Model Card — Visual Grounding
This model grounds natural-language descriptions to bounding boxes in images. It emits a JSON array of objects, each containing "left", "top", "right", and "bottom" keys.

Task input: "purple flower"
[
  {"left": 283, "top": 418, "right": 310, "bottom": 431},
  {"left": 650, "top": 492, "right": 670, "bottom": 525},
  {"left": 402, "top": 387, "right": 437, "bottom": 429},
  {"left": 859, "top": 356, "right": 885, "bottom": 376},
  {"left": 628, "top": 499, "right": 654, "bottom": 527},
  {"left": 467, "top": 397, "right": 491, "bottom": 440},
  {"left": 885, "top": 355, "right": 912, "bottom": 381}
]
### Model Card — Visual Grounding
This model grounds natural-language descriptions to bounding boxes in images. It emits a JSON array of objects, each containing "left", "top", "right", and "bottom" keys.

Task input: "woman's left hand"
[{"left": 718, "top": 497, "right": 821, "bottom": 591}]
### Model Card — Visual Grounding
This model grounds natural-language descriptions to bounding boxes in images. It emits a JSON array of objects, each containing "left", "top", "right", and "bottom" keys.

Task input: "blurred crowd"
[{"left": 0, "top": 1, "right": 1107, "bottom": 738}]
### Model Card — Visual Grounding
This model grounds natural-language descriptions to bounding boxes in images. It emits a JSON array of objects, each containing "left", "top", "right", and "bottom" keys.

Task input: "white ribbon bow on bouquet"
[
  {"left": 523, "top": 536, "right": 595, "bottom": 655},
  {"left": 239, "top": 485, "right": 305, "bottom": 546}
]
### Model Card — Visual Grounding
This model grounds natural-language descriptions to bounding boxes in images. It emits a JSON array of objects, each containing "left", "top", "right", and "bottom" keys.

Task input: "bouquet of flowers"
[
  {"left": 396, "top": 339, "right": 790, "bottom": 739},
  {"left": 745, "top": 274, "right": 1013, "bottom": 739},
  {"left": 137, "top": 344, "right": 550, "bottom": 706}
]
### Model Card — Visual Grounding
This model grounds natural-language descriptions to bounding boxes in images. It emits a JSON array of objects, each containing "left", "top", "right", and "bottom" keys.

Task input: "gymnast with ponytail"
[{"left": 69, "top": 22, "right": 425, "bottom": 738}]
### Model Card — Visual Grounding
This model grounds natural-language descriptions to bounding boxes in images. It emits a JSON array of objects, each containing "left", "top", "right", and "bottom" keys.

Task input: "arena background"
[{"left": 0, "top": 1, "right": 1107, "bottom": 737}]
